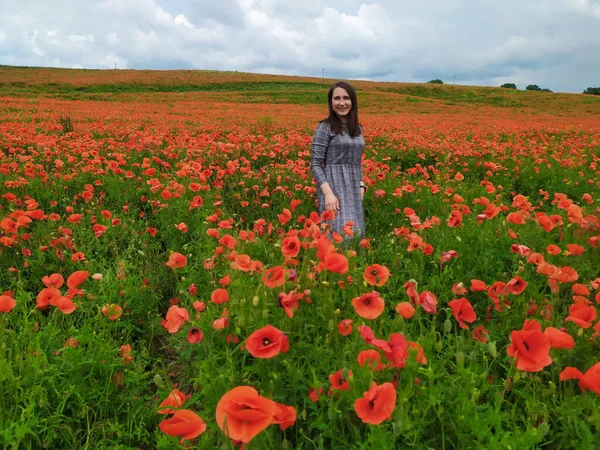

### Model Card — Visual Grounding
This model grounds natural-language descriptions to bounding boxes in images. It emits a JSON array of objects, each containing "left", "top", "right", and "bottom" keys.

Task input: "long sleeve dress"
[{"left": 310, "top": 121, "right": 365, "bottom": 238}]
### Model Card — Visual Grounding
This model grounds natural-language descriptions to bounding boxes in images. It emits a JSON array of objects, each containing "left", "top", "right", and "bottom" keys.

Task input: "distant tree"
[
  {"left": 501, "top": 83, "right": 517, "bottom": 89},
  {"left": 428, "top": 79, "right": 444, "bottom": 84},
  {"left": 583, "top": 87, "right": 600, "bottom": 95},
  {"left": 526, "top": 84, "right": 541, "bottom": 91},
  {"left": 541, "top": 88, "right": 553, "bottom": 93}
]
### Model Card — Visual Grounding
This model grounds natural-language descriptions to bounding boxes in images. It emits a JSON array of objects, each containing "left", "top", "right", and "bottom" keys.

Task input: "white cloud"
[
  {"left": 0, "top": 0, "right": 599, "bottom": 92},
  {"left": 69, "top": 34, "right": 94, "bottom": 42},
  {"left": 174, "top": 14, "right": 193, "bottom": 28}
]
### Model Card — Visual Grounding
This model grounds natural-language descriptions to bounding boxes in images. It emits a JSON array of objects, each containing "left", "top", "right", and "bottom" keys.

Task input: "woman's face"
[{"left": 331, "top": 87, "right": 352, "bottom": 119}]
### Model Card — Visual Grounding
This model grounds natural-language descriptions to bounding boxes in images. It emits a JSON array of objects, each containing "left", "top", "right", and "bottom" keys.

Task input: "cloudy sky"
[{"left": 2, "top": 0, "right": 599, "bottom": 93}]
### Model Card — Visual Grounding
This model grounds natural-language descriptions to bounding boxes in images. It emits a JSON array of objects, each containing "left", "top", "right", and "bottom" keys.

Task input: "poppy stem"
[{"left": 435, "top": 405, "right": 446, "bottom": 450}]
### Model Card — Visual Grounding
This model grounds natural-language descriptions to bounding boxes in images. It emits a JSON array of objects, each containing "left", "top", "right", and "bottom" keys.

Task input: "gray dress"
[{"left": 310, "top": 121, "right": 365, "bottom": 238}]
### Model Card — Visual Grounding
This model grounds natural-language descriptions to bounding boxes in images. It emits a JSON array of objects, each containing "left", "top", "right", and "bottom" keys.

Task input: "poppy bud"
[
  {"left": 435, "top": 341, "right": 443, "bottom": 352},
  {"left": 252, "top": 296, "right": 260, "bottom": 306},
  {"left": 443, "top": 319, "right": 452, "bottom": 333},
  {"left": 328, "top": 319, "right": 334, "bottom": 330},
  {"left": 236, "top": 317, "right": 245, "bottom": 328},
  {"left": 487, "top": 341, "right": 497, "bottom": 357},
  {"left": 513, "top": 372, "right": 521, "bottom": 383},
  {"left": 262, "top": 309, "right": 269, "bottom": 320},
  {"left": 334, "top": 308, "right": 341, "bottom": 316},
  {"left": 154, "top": 374, "right": 163, "bottom": 386}
]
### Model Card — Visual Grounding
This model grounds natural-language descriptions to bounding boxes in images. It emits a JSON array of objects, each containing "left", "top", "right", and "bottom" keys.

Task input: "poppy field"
[{"left": 1, "top": 67, "right": 600, "bottom": 449}]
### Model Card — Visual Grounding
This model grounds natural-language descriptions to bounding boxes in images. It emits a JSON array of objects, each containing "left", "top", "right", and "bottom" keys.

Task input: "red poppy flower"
[
  {"left": 408, "top": 342, "right": 427, "bottom": 364},
  {"left": 234, "top": 254, "right": 252, "bottom": 272},
  {"left": 403, "top": 280, "right": 418, "bottom": 303},
  {"left": 352, "top": 291, "right": 385, "bottom": 319},
  {"left": 262, "top": 266, "right": 286, "bottom": 288},
  {"left": 544, "top": 327, "right": 574, "bottom": 349},
  {"left": 321, "top": 210, "right": 336, "bottom": 221},
  {"left": 357, "top": 350, "right": 386, "bottom": 371},
  {"left": 66, "top": 270, "right": 89, "bottom": 289},
  {"left": 506, "top": 276, "right": 527, "bottom": 295},
  {"left": 527, "top": 253, "right": 545, "bottom": 265},
  {"left": 159, "top": 409, "right": 206, "bottom": 440},
  {"left": 52, "top": 296, "right": 77, "bottom": 314},
  {"left": 211, "top": 288, "right": 229, "bottom": 305},
  {"left": 162, "top": 305, "right": 189, "bottom": 333},
  {"left": 363, "top": 264, "right": 390, "bottom": 286},
  {"left": 470, "top": 279, "right": 487, "bottom": 292},
  {"left": 42, "top": 273, "right": 64, "bottom": 289},
  {"left": 358, "top": 325, "right": 375, "bottom": 344},
  {"left": 329, "top": 369, "right": 352, "bottom": 392},
  {"left": 417, "top": 291, "right": 438, "bottom": 314},
  {"left": 102, "top": 304, "right": 123, "bottom": 320},
  {"left": 337, "top": 319, "right": 353, "bottom": 336},
  {"left": 0, "top": 295, "right": 16, "bottom": 313},
  {"left": 506, "top": 212, "right": 526, "bottom": 225},
  {"left": 158, "top": 389, "right": 187, "bottom": 414},
  {"left": 215, "top": 386, "right": 277, "bottom": 443},
  {"left": 187, "top": 327, "right": 204, "bottom": 344},
  {"left": 219, "top": 234, "right": 237, "bottom": 249},
  {"left": 472, "top": 325, "right": 489, "bottom": 343},
  {"left": 271, "top": 402, "right": 297, "bottom": 431},
  {"left": 448, "top": 298, "right": 476, "bottom": 329},
  {"left": 383, "top": 333, "right": 408, "bottom": 369},
  {"left": 324, "top": 252, "right": 348, "bottom": 274},
  {"left": 565, "top": 244, "right": 585, "bottom": 256},
  {"left": 560, "top": 362, "right": 600, "bottom": 396},
  {"left": 354, "top": 382, "right": 396, "bottom": 424},
  {"left": 281, "top": 236, "right": 300, "bottom": 258},
  {"left": 308, "top": 387, "right": 324, "bottom": 403},
  {"left": 165, "top": 252, "right": 187, "bottom": 269},
  {"left": 36, "top": 287, "right": 61, "bottom": 310},
  {"left": 572, "top": 284, "right": 590, "bottom": 296},
  {"left": 565, "top": 302, "right": 596, "bottom": 328},
  {"left": 506, "top": 321, "right": 552, "bottom": 372},
  {"left": 395, "top": 302, "right": 415, "bottom": 319},
  {"left": 245, "top": 325, "right": 289, "bottom": 359}
]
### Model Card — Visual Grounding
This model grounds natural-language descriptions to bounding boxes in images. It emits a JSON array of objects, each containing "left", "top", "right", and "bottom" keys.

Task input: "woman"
[{"left": 311, "top": 81, "right": 366, "bottom": 239}]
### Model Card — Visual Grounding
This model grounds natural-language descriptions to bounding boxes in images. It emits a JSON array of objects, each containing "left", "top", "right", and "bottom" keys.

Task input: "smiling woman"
[{"left": 310, "top": 81, "right": 366, "bottom": 240}]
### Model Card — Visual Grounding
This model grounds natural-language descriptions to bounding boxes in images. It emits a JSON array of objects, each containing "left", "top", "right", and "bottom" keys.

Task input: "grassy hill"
[{"left": 1, "top": 65, "right": 599, "bottom": 116}]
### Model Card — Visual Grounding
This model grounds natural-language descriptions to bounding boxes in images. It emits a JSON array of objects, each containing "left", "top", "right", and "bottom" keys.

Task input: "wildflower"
[
  {"left": 354, "top": 382, "right": 396, "bottom": 424},
  {"left": 560, "top": 362, "right": 600, "bottom": 396},
  {"left": 215, "top": 386, "right": 277, "bottom": 443},
  {"left": 363, "top": 264, "right": 390, "bottom": 286},
  {"left": 245, "top": 325, "right": 289, "bottom": 359},
  {"left": 448, "top": 298, "right": 476, "bottom": 329},
  {"left": 159, "top": 409, "right": 206, "bottom": 441},
  {"left": 165, "top": 252, "right": 187, "bottom": 269},
  {"left": 352, "top": 291, "right": 385, "bottom": 319},
  {"left": 395, "top": 302, "right": 415, "bottom": 319},
  {"left": 506, "top": 320, "right": 552, "bottom": 372}
]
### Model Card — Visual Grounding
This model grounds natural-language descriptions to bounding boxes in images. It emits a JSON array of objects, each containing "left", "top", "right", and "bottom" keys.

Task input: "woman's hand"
[
  {"left": 325, "top": 193, "right": 339, "bottom": 211},
  {"left": 360, "top": 188, "right": 364, "bottom": 201}
]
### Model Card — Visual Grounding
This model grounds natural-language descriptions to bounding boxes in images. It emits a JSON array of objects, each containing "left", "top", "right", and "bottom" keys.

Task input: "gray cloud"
[{"left": 1, "top": 0, "right": 599, "bottom": 92}]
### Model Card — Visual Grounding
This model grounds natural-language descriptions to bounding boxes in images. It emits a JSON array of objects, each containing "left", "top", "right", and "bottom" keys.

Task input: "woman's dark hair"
[{"left": 321, "top": 81, "right": 361, "bottom": 137}]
